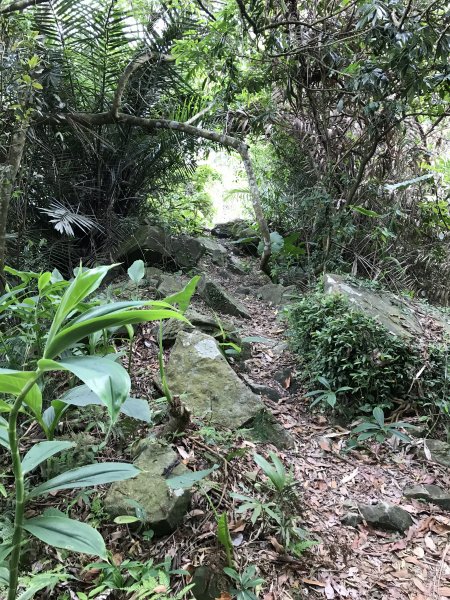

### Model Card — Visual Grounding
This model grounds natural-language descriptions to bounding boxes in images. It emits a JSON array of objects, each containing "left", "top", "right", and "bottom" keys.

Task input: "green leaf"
[
  {"left": 163, "top": 276, "right": 200, "bottom": 313},
  {"left": 60, "top": 385, "right": 152, "bottom": 423},
  {"left": 0, "top": 418, "right": 9, "bottom": 450},
  {"left": 254, "top": 452, "right": 285, "bottom": 492},
  {"left": 22, "top": 441, "right": 75, "bottom": 474},
  {"left": 352, "top": 422, "right": 379, "bottom": 433},
  {"left": 372, "top": 407, "right": 384, "bottom": 428},
  {"left": 217, "top": 513, "right": 233, "bottom": 556},
  {"left": 113, "top": 515, "right": 140, "bottom": 524},
  {"left": 166, "top": 465, "right": 218, "bottom": 489},
  {"left": 38, "top": 356, "right": 130, "bottom": 425},
  {"left": 384, "top": 174, "right": 433, "bottom": 192},
  {"left": 45, "top": 264, "right": 119, "bottom": 354},
  {"left": 0, "top": 368, "right": 41, "bottom": 421},
  {"left": 29, "top": 462, "right": 140, "bottom": 498},
  {"left": 0, "top": 566, "right": 8, "bottom": 586},
  {"left": 127, "top": 260, "right": 145, "bottom": 284},
  {"left": 38, "top": 272, "right": 52, "bottom": 293},
  {"left": 44, "top": 308, "right": 187, "bottom": 359},
  {"left": 350, "top": 205, "right": 381, "bottom": 218},
  {"left": 23, "top": 515, "right": 107, "bottom": 558}
]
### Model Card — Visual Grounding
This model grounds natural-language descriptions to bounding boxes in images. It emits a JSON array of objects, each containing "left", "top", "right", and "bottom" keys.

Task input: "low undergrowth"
[{"left": 286, "top": 290, "right": 450, "bottom": 430}]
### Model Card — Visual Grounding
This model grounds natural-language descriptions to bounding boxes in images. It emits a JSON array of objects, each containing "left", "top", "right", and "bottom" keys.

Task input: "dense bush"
[{"left": 288, "top": 292, "right": 447, "bottom": 416}]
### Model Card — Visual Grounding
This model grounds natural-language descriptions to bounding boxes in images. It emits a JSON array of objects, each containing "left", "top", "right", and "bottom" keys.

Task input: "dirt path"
[{"left": 130, "top": 253, "right": 450, "bottom": 600}]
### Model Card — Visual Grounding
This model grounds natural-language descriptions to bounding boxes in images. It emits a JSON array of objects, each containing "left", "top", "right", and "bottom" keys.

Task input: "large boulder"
[
  {"left": 117, "top": 225, "right": 205, "bottom": 269},
  {"left": 104, "top": 440, "right": 191, "bottom": 536},
  {"left": 166, "top": 330, "right": 263, "bottom": 429},
  {"left": 324, "top": 273, "right": 450, "bottom": 339},
  {"left": 198, "top": 276, "right": 251, "bottom": 319},
  {"left": 423, "top": 439, "right": 450, "bottom": 468},
  {"left": 156, "top": 273, "right": 185, "bottom": 298}
]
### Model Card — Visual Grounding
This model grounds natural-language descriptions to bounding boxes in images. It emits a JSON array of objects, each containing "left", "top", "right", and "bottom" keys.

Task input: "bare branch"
[{"left": 0, "top": 0, "right": 48, "bottom": 14}]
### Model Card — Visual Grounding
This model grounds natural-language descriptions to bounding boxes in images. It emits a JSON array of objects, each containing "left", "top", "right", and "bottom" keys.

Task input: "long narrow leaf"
[{"left": 22, "top": 441, "right": 75, "bottom": 475}]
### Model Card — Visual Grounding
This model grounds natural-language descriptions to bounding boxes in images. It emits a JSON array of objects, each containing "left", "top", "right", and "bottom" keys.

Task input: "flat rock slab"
[
  {"left": 324, "top": 273, "right": 450, "bottom": 339},
  {"left": 166, "top": 330, "right": 262, "bottom": 429},
  {"left": 342, "top": 501, "right": 413, "bottom": 532},
  {"left": 198, "top": 276, "right": 251, "bottom": 319},
  {"left": 158, "top": 309, "right": 237, "bottom": 347},
  {"left": 404, "top": 484, "right": 450, "bottom": 510},
  {"left": 256, "top": 283, "right": 297, "bottom": 306},
  {"left": 104, "top": 440, "right": 191, "bottom": 536},
  {"left": 424, "top": 439, "right": 450, "bottom": 468}
]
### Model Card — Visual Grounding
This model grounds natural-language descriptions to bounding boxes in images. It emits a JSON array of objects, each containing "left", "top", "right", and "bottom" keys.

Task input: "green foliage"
[
  {"left": 287, "top": 291, "right": 415, "bottom": 416},
  {"left": 80, "top": 558, "right": 193, "bottom": 599},
  {"left": 0, "top": 263, "right": 196, "bottom": 599},
  {"left": 223, "top": 565, "right": 264, "bottom": 600},
  {"left": 305, "top": 376, "right": 353, "bottom": 409},
  {"left": 351, "top": 407, "right": 414, "bottom": 445}
]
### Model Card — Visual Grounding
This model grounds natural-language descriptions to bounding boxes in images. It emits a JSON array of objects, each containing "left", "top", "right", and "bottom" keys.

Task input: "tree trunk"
[{"left": 0, "top": 125, "right": 28, "bottom": 286}]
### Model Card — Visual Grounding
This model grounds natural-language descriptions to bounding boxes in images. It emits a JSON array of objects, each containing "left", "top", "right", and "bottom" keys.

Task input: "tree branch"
[{"left": 0, "top": 0, "right": 48, "bottom": 14}]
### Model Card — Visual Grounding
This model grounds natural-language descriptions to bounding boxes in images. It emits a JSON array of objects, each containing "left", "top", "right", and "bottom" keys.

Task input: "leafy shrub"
[{"left": 286, "top": 291, "right": 416, "bottom": 416}]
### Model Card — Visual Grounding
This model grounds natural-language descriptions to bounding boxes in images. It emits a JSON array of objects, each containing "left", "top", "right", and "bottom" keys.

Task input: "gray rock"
[
  {"left": 198, "top": 276, "right": 251, "bottom": 319},
  {"left": 166, "top": 330, "right": 263, "bottom": 429},
  {"left": 342, "top": 502, "right": 413, "bottom": 532},
  {"left": 159, "top": 309, "right": 237, "bottom": 347},
  {"left": 242, "top": 377, "right": 283, "bottom": 401},
  {"left": 104, "top": 440, "right": 191, "bottom": 536},
  {"left": 404, "top": 484, "right": 450, "bottom": 510},
  {"left": 324, "top": 273, "right": 450, "bottom": 340},
  {"left": 197, "top": 237, "right": 228, "bottom": 266},
  {"left": 156, "top": 273, "right": 184, "bottom": 298},
  {"left": 424, "top": 439, "right": 450, "bottom": 468},
  {"left": 245, "top": 410, "right": 295, "bottom": 449},
  {"left": 228, "top": 255, "right": 247, "bottom": 274},
  {"left": 117, "top": 224, "right": 205, "bottom": 269},
  {"left": 211, "top": 219, "right": 250, "bottom": 239},
  {"left": 256, "top": 283, "right": 297, "bottom": 306},
  {"left": 192, "top": 566, "right": 228, "bottom": 600}
]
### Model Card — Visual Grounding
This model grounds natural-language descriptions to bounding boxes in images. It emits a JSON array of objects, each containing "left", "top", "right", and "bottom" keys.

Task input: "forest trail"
[{"left": 125, "top": 245, "right": 450, "bottom": 600}]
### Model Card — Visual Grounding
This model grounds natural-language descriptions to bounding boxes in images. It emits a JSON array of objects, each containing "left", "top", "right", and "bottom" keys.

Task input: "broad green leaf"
[
  {"left": 384, "top": 173, "right": 433, "bottom": 192},
  {"left": 127, "top": 259, "right": 145, "bottom": 284},
  {"left": 166, "top": 464, "right": 218, "bottom": 489},
  {"left": 0, "top": 416, "right": 9, "bottom": 450},
  {"left": 67, "top": 300, "right": 174, "bottom": 326},
  {"left": 38, "top": 356, "right": 130, "bottom": 425},
  {"left": 61, "top": 385, "right": 152, "bottom": 423},
  {"left": 44, "top": 308, "right": 188, "bottom": 359},
  {"left": 23, "top": 515, "right": 107, "bottom": 558},
  {"left": 350, "top": 205, "right": 381, "bottom": 218},
  {"left": 22, "top": 441, "right": 75, "bottom": 474},
  {"left": 42, "top": 400, "right": 68, "bottom": 438},
  {"left": 0, "top": 566, "right": 8, "bottom": 586},
  {"left": 45, "top": 264, "right": 119, "bottom": 353},
  {"left": 13, "top": 572, "right": 70, "bottom": 600},
  {"left": 372, "top": 407, "right": 384, "bottom": 427},
  {"left": 0, "top": 399, "right": 12, "bottom": 412},
  {"left": 0, "top": 368, "right": 41, "bottom": 420},
  {"left": 4, "top": 266, "right": 40, "bottom": 282},
  {"left": 352, "top": 422, "right": 379, "bottom": 433},
  {"left": 163, "top": 276, "right": 200, "bottom": 313},
  {"left": 29, "top": 461, "right": 140, "bottom": 498},
  {"left": 38, "top": 272, "right": 52, "bottom": 293},
  {"left": 253, "top": 452, "right": 285, "bottom": 492}
]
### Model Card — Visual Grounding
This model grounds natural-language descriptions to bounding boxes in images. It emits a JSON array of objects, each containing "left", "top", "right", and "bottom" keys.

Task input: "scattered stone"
[
  {"left": 166, "top": 330, "right": 262, "bottom": 429},
  {"left": 242, "top": 376, "right": 283, "bottom": 401},
  {"left": 156, "top": 273, "right": 184, "bottom": 298},
  {"left": 191, "top": 565, "right": 228, "bottom": 600},
  {"left": 197, "top": 236, "right": 228, "bottom": 266},
  {"left": 424, "top": 439, "right": 450, "bottom": 468},
  {"left": 104, "top": 440, "right": 191, "bottom": 536},
  {"left": 245, "top": 410, "right": 295, "bottom": 449},
  {"left": 256, "top": 283, "right": 297, "bottom": 306},
  {"left": 198, "top": 276, "right": 251, "bottom": 319},
  {"left": 324, "top": 273, "right": 450, "bottom": 339},
  {"left": 235, "top": 286, "right": 253, "bottom": 296},
  {"left": 273, "top": 367, "right": 299, "bottom": 393},
  {"left": 228, "top": 255, "right": 247, "bottom": 274},
  {"left": 342, "top": 502, "right": 413, "bottom": 533},
  {"left": 211, "top": 219, "right": 250, "bottom": 239},
  {"left": 404, "top": 484, "right": 450, "bottom": 510},
  {"left": 158, "top": 309, "right": 237, "bottom": 347}
]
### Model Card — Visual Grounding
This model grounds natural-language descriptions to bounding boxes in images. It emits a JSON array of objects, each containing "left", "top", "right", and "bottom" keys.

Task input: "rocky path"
[{"left": 122, "top": 245, "right": 450, "bottom": 600}]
